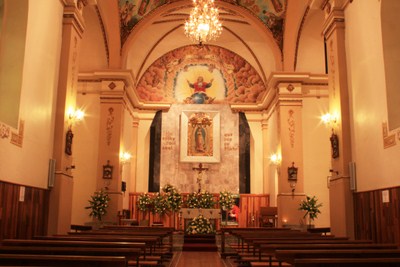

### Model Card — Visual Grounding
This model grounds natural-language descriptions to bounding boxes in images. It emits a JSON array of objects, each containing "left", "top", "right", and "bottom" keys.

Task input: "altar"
[{"left": 181, "top": 208, "right": 221, "bottom": 231}]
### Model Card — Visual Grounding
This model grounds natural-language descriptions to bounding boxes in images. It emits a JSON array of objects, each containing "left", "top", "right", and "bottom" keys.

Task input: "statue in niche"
[{"left": 330, "top": 132, "right": 339, "bottom": 159}]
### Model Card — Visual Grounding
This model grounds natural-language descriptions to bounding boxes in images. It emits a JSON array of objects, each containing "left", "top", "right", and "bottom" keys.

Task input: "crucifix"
[{"left": 192, "top": 163, "right": 208, "bottom": 193}]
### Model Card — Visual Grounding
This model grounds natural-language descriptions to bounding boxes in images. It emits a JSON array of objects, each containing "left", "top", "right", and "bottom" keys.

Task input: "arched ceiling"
[{"left": 87, "top": 0, "right": 325, "bottom": 106}]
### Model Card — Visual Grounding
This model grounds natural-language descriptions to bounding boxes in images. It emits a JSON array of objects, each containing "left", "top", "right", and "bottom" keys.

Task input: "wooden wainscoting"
[
  {"left": 128, "top": 193, "right": 269, "bottom": 230},
  {"left": 354, "top": 186, "right": 400, "bottom": 244},
  {"left": 0, "top": 181, "right": 49, "bottom": 239}
]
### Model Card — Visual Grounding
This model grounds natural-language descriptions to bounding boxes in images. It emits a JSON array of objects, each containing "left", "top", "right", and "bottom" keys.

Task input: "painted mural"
[
  {"left": 135, "top": 45, "right": 266, "bottom": 104},
  {"left": 119, "top": 0, "right": 168, "bottom": 43},
  {"left": 118, "top": 0, "right": 286, "bottom": 48}
]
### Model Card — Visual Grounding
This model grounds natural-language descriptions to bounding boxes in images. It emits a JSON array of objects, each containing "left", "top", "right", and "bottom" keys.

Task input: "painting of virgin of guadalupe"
[
  {"left": 180, "top": 111, "right": 220, "bottom": 163},
  {"left": 188, "top": 124, "right": 212, "bottom": 157}
]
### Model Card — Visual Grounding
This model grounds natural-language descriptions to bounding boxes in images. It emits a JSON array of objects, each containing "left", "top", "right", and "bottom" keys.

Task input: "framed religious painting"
[{"left": 180, "top": 111, "right": 220, "bottom": 163}]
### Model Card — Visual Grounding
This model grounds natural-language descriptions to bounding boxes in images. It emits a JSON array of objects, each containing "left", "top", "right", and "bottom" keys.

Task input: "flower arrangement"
[
  {"left": 299, "top": 195, "right": 322, "bottom": 227},
  {"left": 163, "top": 184, "right": 182, "bottom": 212},
  {"left": 186, "top": 191, "right": 216, "bottom": 209},
  {"left": 152, "top": 192, "right": 170, "bottom": 215},
  {"left": 85, "top": 189, "right": 111, "bottom": 221},
  {"left": 137, "top": 192, "right": 153, "bottom": 213},
  {"left": 219, "top": 190, "right": 234, "bottom": 210},
  {"left": 186, "top": 215, "right": 215, "bottom": 235}
]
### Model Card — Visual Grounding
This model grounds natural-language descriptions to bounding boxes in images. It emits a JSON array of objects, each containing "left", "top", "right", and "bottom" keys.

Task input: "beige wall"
[
  {"left": 246, "top": 113, "right": 264, "bottom": 194},
  {"left": 0, "top": 0, "right": 63, "bottom": 188},
  {"left": 71, "top": 92, "right": 100, "bottom": 225},
  {"left": 302, "top": 97, "right": 330, "bottom": 227},
  {"left": 296, "top": 8, "right": 325, "bottom": 73},
  {"left": 135, "top": 112, "right": 156, "bottom": 192},
  {"left": 265, "top": 111, "right": 279, "bottom": 206},
  {"left": 121, "top": 107, "right": 135, "bottom": 209},
  {"left": 345, "top": 1, "right": 400, "bottom": 192}
]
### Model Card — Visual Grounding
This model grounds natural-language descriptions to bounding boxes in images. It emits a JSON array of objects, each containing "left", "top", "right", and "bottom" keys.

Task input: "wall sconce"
[
  {"left": 120, "top": 151, "right": 132, "bottom": 165},
  {"left": 321, "top": 112, "right": 337, "bottom": 127},
  {"left": 270, "top": 153, "right": 282, "bottom": 166},
  {"left": 288, "top": 162, "right": 298, "bottom": 193},
  {"left": 67, "top": 107, "right": 85, "bottom": 125}
]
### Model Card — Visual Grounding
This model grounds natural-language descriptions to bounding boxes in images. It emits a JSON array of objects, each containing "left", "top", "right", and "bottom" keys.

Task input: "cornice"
[{"left": 321, "top": 8, "right": 345, "bottom": 39}]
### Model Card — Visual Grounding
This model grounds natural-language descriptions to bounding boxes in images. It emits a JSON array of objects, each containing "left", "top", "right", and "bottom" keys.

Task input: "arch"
[{"left": 0, "top": 0, "right": 28, "bottom": 128}]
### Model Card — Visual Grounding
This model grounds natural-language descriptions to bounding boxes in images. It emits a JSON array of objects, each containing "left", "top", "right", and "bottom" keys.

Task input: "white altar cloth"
[{"left": 181, "top": 208, "right": 221, "bottom": 219}]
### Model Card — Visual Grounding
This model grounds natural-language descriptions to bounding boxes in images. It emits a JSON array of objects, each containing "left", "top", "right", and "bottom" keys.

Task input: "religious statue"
[{"left": 192, "top": 163, "right": 208, "bottom": 193}]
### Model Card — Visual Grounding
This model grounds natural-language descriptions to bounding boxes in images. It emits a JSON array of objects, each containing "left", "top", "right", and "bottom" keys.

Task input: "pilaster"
[
  {"left": 322, "top": 2, "right": 354, "bottom": 238},
  {"left": 275, "top": 82, "right": 306, "bottom": 227},
  {"left": 48, "top": 1, "right": 88, "bottom": 235}
]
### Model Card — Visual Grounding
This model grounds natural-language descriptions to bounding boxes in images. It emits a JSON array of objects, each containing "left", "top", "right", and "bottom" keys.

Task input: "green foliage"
[
  {"left": 85, "top": 189, "right": 110, "bottom": 221},
  {"left": 186, "top": 215, "right": 215, "bottom": 235},
  {"left": 299, "top": 195, "right": 322, "bottom": 222},
  {"left": 162, "top": 184, "right": 183, "bottom": 212},
  {"left": 186, "top": 191, "right": 216, "bottom": 209},
  {"left": 218, "top": 190, "right": 234, "bottom": 210},
  {"left": 137, "top": 192, "right": 153, "bottom": 212},
  {"left": 152, "top": 192, "right": 170, "bottom": 215}
]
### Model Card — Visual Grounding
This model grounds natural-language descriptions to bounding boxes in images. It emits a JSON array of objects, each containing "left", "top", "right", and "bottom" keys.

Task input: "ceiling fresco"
[
  {"left": 119, "top": 0, "right": 286, "bottom": 48},
  {"left": 136, "top": 45, "right": 266, "bottom": 104}
]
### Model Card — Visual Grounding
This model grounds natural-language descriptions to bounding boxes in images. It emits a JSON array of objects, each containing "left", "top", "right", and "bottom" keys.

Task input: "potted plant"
[
  {"left": 299, "top": 195, "right": 322, "bottom": 228},
  {"left": 85, "top": 189, "right": 111, "bottom": 222}
]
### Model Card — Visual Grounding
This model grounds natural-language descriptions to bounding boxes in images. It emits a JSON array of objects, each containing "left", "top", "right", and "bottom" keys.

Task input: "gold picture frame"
[{"left": 180, "top": 111, "right": 220, "bottom": 163}]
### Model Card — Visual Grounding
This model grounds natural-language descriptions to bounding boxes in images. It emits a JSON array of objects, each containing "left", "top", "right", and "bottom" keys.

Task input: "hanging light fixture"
[{"left": 184, "top": 0, "right": 222, "bottom": 45}]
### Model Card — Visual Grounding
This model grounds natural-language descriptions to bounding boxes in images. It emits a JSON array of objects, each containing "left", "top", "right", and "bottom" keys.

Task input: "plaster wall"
[
  {"left": 345, "top": 1, "right": 400, "bottom": 192},
  {"left": 0, "top": 0, "right": 63, "bottom": 188},
  {"left": 247, "top": 113, "right": 264, "bottom": 194},
  {"left": 135, "top": 113, "right": 155, "bottom": 192},
  {"left": 71, "top": 92, "right": 100, "bottom": 225},
  {"left": 296, "top": 9, "right": 326, "bottom": 73},
  {"left": 302, "top": 97, "right": 330, "bottom": 227},
  {"left": 80, "top": 5, "right": 108, "bottom": 71},
  {"left": 265, "top": 111, "right": 279, "bottom": 206},
  {"left": 121, "top": 108, "right": 134, "bottom": 209}
]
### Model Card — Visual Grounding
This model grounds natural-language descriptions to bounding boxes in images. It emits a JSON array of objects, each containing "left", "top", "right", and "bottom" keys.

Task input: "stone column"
[
  {"left": 275, "top": 83, "right": 306, "bottom": 228},
  {"left": 322, "top": 1, "right": 354, "bottom": 238},
  {"left": 48, "top": 1, "right": 89, "bottom": 235}
]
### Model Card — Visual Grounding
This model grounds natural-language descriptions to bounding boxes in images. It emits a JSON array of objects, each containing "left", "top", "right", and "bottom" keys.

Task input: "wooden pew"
[
  {"left": 275, "top": 249, "right": 400, "bottom": 266},
  {"left": 0, "top": 239, "right": 161, "bottom": 266},
  {"left": 34, "top": 235, "right": 168, "bottom": 264},
  {"left": 252, "top": 243, "right": 399, "bottom": 267},
  {"left": 0, "top": 246, "right": 140, "bottom": 266},
  {"left": 0, "top": 254, "right": 127, "bottom": 267},
  {"left": 220, "top": 227, "right": 293, "bottom": 258},
  {"left": 293, "top": 257, "right": 400, "bottom": 267}
]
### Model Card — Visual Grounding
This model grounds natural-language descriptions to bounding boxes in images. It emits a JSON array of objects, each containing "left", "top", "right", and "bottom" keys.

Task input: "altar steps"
[{"left": 182, "top": 234, "right": 218, "bottom": 252}]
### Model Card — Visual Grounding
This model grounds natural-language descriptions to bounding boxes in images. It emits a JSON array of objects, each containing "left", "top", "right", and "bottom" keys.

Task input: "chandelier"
[{"left": 184, "top": 0, "right": 222, "bottom": 44}]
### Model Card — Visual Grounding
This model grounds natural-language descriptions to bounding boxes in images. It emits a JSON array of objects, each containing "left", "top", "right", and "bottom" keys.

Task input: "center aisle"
[{"left": 170, "top": 252, "right": 230, "bottom": 267}]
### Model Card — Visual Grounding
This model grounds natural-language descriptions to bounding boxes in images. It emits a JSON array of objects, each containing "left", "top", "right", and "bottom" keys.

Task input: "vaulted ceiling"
[{"left": 81, "top": 0, "right": 326, "bottom": 105}]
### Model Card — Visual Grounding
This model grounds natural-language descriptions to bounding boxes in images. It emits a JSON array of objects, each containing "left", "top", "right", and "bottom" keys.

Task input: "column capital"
[{"left": 322, "top": 8, "right": 345, "bottom": 40}]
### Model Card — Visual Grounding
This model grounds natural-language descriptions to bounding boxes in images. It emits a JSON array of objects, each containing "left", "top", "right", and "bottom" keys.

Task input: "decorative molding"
[
  {"left": 0, "top": 123, "right": 10, "bottom": 139},
  {"left": 10, "top": 120, "right": 24, "bottom": 147},
  {"left": 288, "top": 109, "right": 295, "bottom": 148},
  {"left": 382, "top": 122, "right": 396, "bottom": 149},
  {"left": 108, "top": 82, "right": 116, "bottom": 90},
  {"left": 106, "top": 107, "right": 114, "bottom": 146},
  {"left": 286, "top": 84, "right": 295, "bottom": 92}
]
